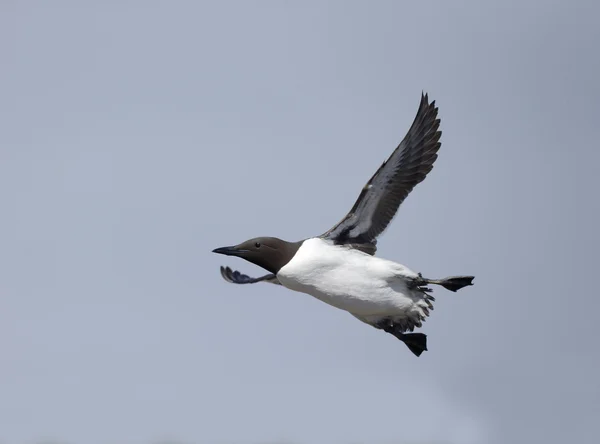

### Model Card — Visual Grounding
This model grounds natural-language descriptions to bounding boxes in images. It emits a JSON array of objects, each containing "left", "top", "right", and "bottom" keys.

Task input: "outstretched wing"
[
  {"left": 321, "top": 93, "right": 442, "bottom": 252},
  {"left": 219, "top": 266, "right": 282, "bottom": 285}
]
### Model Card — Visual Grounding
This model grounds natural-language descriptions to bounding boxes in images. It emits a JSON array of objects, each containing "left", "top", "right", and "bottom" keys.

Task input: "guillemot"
[{"left": 213, "top": 93, "right": 474, "bottom": 357}]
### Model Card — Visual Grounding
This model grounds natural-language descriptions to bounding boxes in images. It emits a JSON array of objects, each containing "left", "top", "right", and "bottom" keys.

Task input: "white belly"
[{"left": 277, "top": 238, "right": 423, "bottom": 317}]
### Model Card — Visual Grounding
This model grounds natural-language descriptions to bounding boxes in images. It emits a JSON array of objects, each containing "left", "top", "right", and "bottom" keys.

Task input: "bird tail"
[
  {"left": 398, "top": 333, "right": 428, "bottom": 357},
  {"left": 428, "top": 276, "right": 474, "bottom": 292}
]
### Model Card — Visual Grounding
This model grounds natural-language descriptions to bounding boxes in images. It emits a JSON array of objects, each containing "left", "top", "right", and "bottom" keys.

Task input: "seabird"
[{"left": 213, "top": 93, "right": 474, "bottom": 357}]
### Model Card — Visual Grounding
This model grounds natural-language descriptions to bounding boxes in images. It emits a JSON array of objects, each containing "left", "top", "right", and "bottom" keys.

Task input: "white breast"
[{"left": 277, "top": 238, "right": 422, "bottom": 317}]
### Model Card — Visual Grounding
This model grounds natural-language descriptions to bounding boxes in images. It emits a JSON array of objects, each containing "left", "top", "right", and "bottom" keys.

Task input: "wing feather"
[
  {"left": 219, "top": 266, "right": 282, "bottom": 285},
  {"left": 321, "top": 93, "right": 442, "bottom": 250}
]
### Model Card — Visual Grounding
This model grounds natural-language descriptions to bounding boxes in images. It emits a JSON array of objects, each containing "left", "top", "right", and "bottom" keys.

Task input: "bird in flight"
[{"left": 213, "top": 93, "right": 474, "bottom": 356}]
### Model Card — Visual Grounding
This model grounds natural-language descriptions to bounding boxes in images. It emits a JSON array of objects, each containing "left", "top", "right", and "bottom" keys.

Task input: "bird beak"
[{"left": 212, "top": 246, "right": 248, "bottom": 257}]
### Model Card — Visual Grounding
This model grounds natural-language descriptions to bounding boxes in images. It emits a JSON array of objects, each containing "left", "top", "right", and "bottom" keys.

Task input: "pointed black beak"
[{"left": 212, "top": 246, "right": 248, "bottom": 257}]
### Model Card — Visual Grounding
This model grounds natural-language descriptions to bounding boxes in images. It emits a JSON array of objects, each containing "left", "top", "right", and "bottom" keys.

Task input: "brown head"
[{"left": 212, "top": 237, "right": 302, "bottom": 274}]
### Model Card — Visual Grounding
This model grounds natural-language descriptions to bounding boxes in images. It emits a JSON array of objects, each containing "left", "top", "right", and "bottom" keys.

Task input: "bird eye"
[{"left": 255, "top": 242, "right": 261, "bottom": 248}]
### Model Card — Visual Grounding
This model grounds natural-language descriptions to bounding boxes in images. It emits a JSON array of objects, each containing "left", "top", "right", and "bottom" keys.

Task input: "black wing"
[
  {"left": 321, "top": 93, "right": 441, "bottom": 252},
  {"left": 219, "top": 266, "right": 282, "bottom": 285}
]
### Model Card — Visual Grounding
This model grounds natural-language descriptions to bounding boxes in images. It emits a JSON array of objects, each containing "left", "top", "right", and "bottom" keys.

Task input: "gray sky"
[{"left": 1, "top": 1, "right": 599, "bottom": 443}]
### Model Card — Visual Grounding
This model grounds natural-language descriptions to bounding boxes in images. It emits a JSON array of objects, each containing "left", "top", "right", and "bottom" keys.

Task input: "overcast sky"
[{"left": 1, "top": 1, "right": 599, "bottom": 444}]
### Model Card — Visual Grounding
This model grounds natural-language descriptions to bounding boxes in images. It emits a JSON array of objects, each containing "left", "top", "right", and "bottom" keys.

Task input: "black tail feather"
[
  {"left": 398, "top": 333, "right": 428, "bottom": 357},
  {"left": 437, "top": 276, "right": 474, "bottom": 292}
]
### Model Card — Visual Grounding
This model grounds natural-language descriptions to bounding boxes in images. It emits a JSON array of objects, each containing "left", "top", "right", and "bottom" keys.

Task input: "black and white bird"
[{"left": 213, "top": 93, "right": 474, "bottom": 357}]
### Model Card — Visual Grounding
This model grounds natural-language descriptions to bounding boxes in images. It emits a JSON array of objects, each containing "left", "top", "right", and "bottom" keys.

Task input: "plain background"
[{"left": 1, "top": 1, "right": 599, "bottom": 443}]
